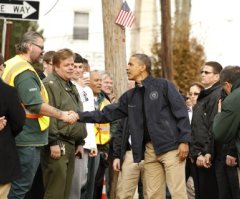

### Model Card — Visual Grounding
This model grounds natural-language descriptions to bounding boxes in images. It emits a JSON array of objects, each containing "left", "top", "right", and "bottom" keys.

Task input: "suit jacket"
[{"left": 0, "top": 79, "right": 26, "bottom": 184}]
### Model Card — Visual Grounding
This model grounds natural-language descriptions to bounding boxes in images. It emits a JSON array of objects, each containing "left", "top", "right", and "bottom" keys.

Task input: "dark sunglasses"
[
  {"left": 200, "top": 70, "right": 214, "bottom": 75},
  {"left": 189, "top": 92, "right": 200, "bottom": 96}
]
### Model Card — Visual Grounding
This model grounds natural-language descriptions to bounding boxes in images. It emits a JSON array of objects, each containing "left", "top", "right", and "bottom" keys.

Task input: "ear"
[
  {"left": 140, "top": 64, "right": 147, "bottom": 72},
  {"left": 214, "top": 73, "right": 220, "bottom": 81}
]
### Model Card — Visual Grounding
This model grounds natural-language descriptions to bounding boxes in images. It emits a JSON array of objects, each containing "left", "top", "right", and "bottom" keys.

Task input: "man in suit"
[{"left": 0, "top": 53, "right": 26, "bottom": 198}]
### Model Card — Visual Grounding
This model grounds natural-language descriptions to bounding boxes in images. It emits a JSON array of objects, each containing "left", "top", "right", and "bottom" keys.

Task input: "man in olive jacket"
[
  {"left": 41, "top": 49, "right": 87, "bottom": 199},
  {"left": 213, "top": 66, "right": 240, "bottom": 163}
]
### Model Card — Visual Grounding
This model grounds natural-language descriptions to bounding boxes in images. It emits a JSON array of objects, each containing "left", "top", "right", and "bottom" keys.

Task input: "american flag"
[{"left": 115, "top": 1, "right": 135, "bottom": 28}]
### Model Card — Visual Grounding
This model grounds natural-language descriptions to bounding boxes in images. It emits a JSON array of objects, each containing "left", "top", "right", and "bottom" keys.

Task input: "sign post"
[{"left": 0, "top": 0, "right": 39, "bottom": 58}]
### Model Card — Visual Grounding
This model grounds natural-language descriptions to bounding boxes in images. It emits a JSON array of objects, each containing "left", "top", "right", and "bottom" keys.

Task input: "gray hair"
[{"left": 15, "top": 31, "right": 44, "bottom": 54}]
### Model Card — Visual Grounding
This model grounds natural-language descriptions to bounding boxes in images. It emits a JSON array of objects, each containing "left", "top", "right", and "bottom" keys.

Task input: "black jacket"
[
  {"left": 0, "top": 79, "right": 26, "bottom": 184},
  {"left": 79, "top": 76, "right": 191, "bottom": 162},
  {"left": 112, "top": 118, "right": 129, "bottom": 166},
  {"left": 190, "top": 82, "right": 222, "bottom": 159}
]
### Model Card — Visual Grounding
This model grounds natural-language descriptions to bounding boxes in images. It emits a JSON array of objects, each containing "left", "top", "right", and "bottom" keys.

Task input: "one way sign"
[{"left": 0, "top": 1, "right": 39, "bottom": 21}]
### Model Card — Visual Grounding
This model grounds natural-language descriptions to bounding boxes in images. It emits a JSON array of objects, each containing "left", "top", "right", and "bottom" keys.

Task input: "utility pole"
[
  {"left": 160, "top": 0, "right": 173, "bottom": 81},
  {"left": 1, "top": 19, "right": 13, "bottom": 60},
  {"left": 102, "top": 0, "right": 128, "bottom": 99}
]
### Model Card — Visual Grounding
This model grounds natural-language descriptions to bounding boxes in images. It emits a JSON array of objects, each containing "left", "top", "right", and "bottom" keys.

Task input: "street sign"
[{"left": 0, "top": 1, "right": 39, "bottom": 21}]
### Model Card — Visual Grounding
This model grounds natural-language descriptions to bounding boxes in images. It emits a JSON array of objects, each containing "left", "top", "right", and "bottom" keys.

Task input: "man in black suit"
[{"left": 0, "top": 54, "right": 26, "bottom": 198}]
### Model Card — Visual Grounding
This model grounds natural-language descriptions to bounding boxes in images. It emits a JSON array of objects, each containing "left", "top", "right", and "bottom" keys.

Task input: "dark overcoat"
[{"left": 0, "top": 79, "right": 26, "bottom": 184}]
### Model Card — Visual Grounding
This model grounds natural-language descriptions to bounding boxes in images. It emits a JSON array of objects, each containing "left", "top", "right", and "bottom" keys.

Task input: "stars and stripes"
[{"left": 115, "top": 1, "right": 135, "bottom": 28}]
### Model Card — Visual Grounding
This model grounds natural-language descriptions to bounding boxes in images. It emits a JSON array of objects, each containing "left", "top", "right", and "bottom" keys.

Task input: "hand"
[
  {"left": 177, "top": 143, "right": 189, "bottom": 161},
  {"left": 50, "top": 145, "right": 61, "bottom": 160},
  {"left": 0, "top": 116, "right": 7, "bottom": 131},
  {"left": 89, "top": 148, "right": 98, "bottom": 157},
  {"left": 196, "top": 155, "right": 205, "bottom": 167},
  {"left": 226, "top": 155, "right": 238, "bottom": 167},
  {"left": 60, "top": 111, "right": 79, "bottom": 124},
  {"left": 82, "top": 77, "right": 90, "bottom": 87},
  {"left": 75, "top": 145, "right": 84, "bottom": 159},
  {"left": 218, "top": 99, "right": 222, "bottom": 113},
  {"left": 203, "top": 153, "right": 212, "bottom": 168},
  {"left": 113, "top": 158, "right": 121, "bottom": 171}
]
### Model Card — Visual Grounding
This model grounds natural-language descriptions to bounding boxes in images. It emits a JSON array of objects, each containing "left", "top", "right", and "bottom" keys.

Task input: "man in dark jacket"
[
  {"left": 77, "top": 53, "right": 191, "bottom": 199},
  {"left": 190, "top": 61, "right": 223, "bottom": 199},
  {"left": 0, "top": 79, "right": 26, "bottom": 198},
  {"left": 213, "top": 66, "right": 240, "bottom": 199}
]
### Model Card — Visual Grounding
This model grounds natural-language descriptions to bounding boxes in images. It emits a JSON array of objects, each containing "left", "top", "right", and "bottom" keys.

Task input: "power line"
[{"left": 44, "top": 0, "right": 60, "bottom": 16}]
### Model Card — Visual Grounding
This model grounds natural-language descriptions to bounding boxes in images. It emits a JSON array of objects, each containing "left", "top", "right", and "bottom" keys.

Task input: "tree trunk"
[
  {"left": 174, "top": 0, "right": 191, "bottom": 42},
  {"left": 102, "top": 0, "right": 128, "bottom": 99},
  {"left": 160, "top": 0, "right": 173, "bottom": 81}
]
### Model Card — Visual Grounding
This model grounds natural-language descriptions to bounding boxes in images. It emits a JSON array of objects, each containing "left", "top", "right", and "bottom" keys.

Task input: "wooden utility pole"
[
  {"left": 160, "top": 0, "right": 173, "bottom": 81},
  {"left": 102, "top": 0, "right": 128, "bottom": 99}
]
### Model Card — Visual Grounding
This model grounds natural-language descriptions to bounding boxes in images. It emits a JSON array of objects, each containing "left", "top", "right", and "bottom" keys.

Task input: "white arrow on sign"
[{"left": 0, "top": 1, "right": 36, "bottom": 18}]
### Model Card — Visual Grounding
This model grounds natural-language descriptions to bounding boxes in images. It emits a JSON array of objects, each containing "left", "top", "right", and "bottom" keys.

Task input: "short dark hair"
[
  {"left": 205, "top": 61, "right": 223, "bottom": 74},
  {"left": 131, "top": 53, "right": 151, "bottom": 74},
  {"left": 74, "top": 53, "right": 83, "bottom": 63},
  {"left": 43, "top": 51, "right": 55, "bottom": 63},
  {"left": 82, "top": 58, "right": 88, "bottom": 64},
  {"left": 220, "top": 65, "right": 240, "bottom": 85}
]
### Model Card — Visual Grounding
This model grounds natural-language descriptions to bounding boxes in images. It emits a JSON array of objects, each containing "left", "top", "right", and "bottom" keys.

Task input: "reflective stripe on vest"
[
  {"left": 2, "top": 55, "right": 50, "bottom": 131},
  {"left": 94, "top": 98, "right": 111, "bottom": 145}
]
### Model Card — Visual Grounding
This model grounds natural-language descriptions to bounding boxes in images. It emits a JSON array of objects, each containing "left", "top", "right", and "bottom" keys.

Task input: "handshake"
[{"left": 60, "top": 111, "right": 80, "bottom": 124}]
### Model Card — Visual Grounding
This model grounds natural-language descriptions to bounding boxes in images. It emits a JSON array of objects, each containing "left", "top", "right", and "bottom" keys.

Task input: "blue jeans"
[{"left": 8, "top": 146, "right": 41, "bottom": 199}]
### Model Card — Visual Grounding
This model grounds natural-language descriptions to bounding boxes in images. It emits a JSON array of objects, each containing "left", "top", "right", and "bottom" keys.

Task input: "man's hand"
[
  {"left": 89, "top": 148, "right": 98, "bottom": 157},
  {"left": 50, "top": 145, "right": 61, "bottom": 160},
  {"left": 218, "top": 99, "right": 222, "bottom": 113},
  {"left": 177, "top": 143, "right": 189, "bottom": 161},
  {"left": 75, "top": 145, "right": 84, "bottom": 159},
  {"left": 113, "top": 158, "right": 121, "bottom": 171},
  {"left": 196, "top": 155, "right": 205, "bottom": 167},
  {"left": 0, "top": 116, "right": 7, "bottom": 131},
  {"left": 196, "top": 154, "right": 212, "bottom": 168},
  {"left": 60, "top": 111, "right": 79, "bottom": 124},
  {"left": 203, "top": 153, "right": 212, "bottom": 168},
  {"left": 226, "top": 155, "right": 238, "bottom": 167}
]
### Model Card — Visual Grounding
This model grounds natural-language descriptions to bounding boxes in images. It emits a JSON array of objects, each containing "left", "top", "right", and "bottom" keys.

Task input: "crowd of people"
[{"left": 0, "top": 30, "right": 240, "bottom": 199}]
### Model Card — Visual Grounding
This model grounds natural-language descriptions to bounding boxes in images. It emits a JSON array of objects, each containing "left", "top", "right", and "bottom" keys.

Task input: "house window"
[{"left": 73, "top": 12, "right": 89, "bottom": 40}]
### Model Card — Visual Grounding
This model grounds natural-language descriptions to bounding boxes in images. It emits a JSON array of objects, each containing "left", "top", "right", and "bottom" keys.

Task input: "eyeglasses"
[
  {"left": 189, "top": 92, "right": 200, "bottom": 96},
  {"left": 32, "top": 43, "right": 44, "bottom": 50},
  {"left": 200, "top": 70, "right": 214, "bottom": 75}
]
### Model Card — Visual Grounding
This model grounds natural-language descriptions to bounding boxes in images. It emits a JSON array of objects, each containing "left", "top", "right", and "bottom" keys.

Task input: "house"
[{"left": 39, "top": 0, "right": 105, "bottom": 70}]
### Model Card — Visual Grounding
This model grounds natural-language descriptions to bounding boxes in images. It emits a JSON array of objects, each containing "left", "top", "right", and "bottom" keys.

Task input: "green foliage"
[
  {"left": 0, "top": 20, "right": 41, "bottom": 58},
  {"left": 151, "top": 38, "right": 205, "bottom": 94}
]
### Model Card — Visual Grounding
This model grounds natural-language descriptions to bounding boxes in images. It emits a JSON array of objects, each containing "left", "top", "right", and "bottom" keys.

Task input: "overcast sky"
[{"left": 190, "top": 0, "right": 240, "bottom": 67}]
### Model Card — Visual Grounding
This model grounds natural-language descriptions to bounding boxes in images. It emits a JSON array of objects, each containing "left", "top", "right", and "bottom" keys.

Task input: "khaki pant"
[
  {"left": 116, "top": 150, "right": 146, "bottom": 199},
  {"left": 144, "top": 143, "right": 187, "bottom": 199},
  {"left": 0, "top": 183, "right": 11, "bottom": 199}
]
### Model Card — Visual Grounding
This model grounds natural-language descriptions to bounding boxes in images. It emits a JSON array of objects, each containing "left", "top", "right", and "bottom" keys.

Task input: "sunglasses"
[
  {"left": 200, "top": 70, "right": 214, "bottom": 75},
  {"left": 189, "top": 92, "right": 200, "bottom": 96}
]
